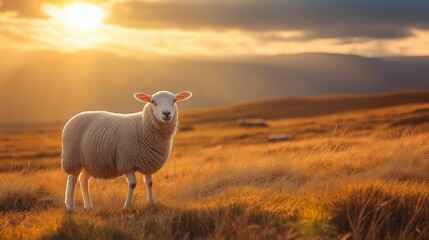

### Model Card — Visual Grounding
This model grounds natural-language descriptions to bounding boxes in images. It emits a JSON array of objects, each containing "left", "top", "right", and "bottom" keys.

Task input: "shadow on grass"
[
  {"left": 41, "top": 214, "right": 133, "bottom": 240},
  {"left": 42, "top": 203, "right": 299, "bottom": 240},
  {"left": 170, "top": 203, "right": 297, "bottom": 239}
]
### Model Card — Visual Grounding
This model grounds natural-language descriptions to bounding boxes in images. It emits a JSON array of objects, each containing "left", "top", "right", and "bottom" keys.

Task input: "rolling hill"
[
  {"left": 2, "top": 91, "right": 429, "bottom": 164},
  {"left": 181, "top": 90, "right": 429, "bottom": 125}
]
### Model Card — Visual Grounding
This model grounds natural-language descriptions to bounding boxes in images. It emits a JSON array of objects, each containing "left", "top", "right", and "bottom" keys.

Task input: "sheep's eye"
[
  {"left": 151, "top": 100, "right": 157, "bottom": 106},
  {"left": 173, "top": 99, "right": 177, "bottom": 103}
]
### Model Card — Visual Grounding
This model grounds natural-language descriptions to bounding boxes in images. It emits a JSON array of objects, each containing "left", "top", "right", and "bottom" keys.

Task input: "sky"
[{"left": 1, "top": 0, "right": 429, "bottom": 58}]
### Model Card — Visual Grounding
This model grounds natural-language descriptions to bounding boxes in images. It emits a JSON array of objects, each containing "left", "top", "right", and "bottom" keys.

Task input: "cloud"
[
  {"left": 108, "top": 0, "right": 429, "bottom": 40},
  {"left": 2, "top": 9, "right": 429, "bottom": 58},
  {"left": 0, "top": 0, "right": 45, "bottom": 17},
  {"left": 0, "top": 0, "right": 109, "bottom": 17},
  {"left": 1, "top": 1, "right": 429, "bottom": 57},
  {"left": 2, "top": 0, "right": 429, "bottom": 41}
]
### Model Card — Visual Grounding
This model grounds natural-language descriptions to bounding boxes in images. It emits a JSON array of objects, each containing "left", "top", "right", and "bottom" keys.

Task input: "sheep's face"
[{"left": 134, "top": 91, "right": 192, "bottom": 124}]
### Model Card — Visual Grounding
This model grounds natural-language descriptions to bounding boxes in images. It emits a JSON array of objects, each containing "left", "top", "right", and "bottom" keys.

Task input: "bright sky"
[{"left": 0, "top": 0, "right": 429, "bottom": 58}]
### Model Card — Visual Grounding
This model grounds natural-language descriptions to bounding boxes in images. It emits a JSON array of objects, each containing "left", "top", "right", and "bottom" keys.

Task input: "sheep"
[{"left": 61, "top": 90, "right": 192, "bottom": 211}]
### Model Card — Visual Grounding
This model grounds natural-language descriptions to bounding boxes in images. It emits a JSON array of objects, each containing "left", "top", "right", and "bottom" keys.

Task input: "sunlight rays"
[{"left": 39, "top": 3, "right": 108, "bottom": 50}]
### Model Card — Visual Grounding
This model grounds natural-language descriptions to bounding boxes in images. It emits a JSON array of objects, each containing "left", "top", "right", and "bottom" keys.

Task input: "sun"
[
  {"left": 44, "top": 3, "right": 107, "bottom": 33},
  {"left": 63, "top": 3, "right": 105, "bottom": 32}
]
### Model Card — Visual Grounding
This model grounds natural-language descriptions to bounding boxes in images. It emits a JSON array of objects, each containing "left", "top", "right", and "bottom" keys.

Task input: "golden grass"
[
  {"left": 331, "top": 183, "right": 429, "bottom": 240},
  {"left": 1, "top": 99, "right": 429, "bottom": 239}
]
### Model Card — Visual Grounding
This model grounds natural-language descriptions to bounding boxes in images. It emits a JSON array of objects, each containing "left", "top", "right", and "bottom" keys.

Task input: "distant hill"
[
  {"left": 181, "top": 90, "right": 429, "bottom": 125},
  {"left": 1, "top": 50, "right": 429, "bottom": 124}
]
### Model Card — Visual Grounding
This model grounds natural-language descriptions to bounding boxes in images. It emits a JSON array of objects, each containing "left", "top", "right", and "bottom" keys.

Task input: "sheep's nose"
[{"left": 162, "top": 111, "right": 171, "bottom": 117}]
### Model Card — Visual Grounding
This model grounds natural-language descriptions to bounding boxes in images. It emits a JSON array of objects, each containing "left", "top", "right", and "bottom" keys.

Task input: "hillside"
[
  {"left": 1, "top": 50, "right": 429, "bottom": 124},
  {"left": 181, "top": 90, "right": 429, "bottom": 125},
  {"left": 1, "top": 92, "right": 429, "bottom": 239},
  {"left": 2, "top": 91, "right": 429, "bottom": 167}
]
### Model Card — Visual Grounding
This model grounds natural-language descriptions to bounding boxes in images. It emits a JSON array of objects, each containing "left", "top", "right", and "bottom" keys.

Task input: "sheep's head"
[{"left": 134, "top": 91, "right": 192, "bottom": 123}]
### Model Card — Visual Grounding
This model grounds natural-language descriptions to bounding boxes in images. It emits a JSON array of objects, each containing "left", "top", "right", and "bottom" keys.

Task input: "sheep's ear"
[
  {"left": 134, "top": 93, "right": 152, "bottom": 103},
  {"left": 175, "top": 91, "right": 192, "bottom": 102}
]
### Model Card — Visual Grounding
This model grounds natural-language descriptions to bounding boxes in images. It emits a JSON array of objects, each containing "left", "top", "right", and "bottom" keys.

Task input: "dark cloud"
[
  {"left": 109, "top": 0, "right": 429, "bottom": 40},
  {"left": 1, "top": 0, "right": 429, "bottom": 41}
]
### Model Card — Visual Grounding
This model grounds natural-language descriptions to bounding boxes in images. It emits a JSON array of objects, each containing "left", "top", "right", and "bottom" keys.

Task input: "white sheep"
[{"left": 61, "top": 90, "right": 192, "bottom": 211}]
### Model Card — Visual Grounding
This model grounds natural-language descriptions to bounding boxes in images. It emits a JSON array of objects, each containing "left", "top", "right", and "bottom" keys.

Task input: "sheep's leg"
[
  {"left": 79, "top": 169, "right": 93, "bottom": 210},
  {"left": 124, "top": 172, "right": 137, "bottom": 208},
  {"left": 144, "top": 174, "right": 155, "bottom": 204},
  {"left": 65, "top": 174, "right": 78, "bottom": 211}
]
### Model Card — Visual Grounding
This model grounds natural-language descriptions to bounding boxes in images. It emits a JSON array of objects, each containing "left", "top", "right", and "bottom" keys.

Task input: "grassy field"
[{"left": 1, "top": 92, "right": 429, "bottom": 239}]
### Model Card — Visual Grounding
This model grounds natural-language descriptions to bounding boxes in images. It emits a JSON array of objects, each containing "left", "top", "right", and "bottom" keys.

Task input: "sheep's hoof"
[
  {"left": 66, "top": 207, "right": 76, "bottom": 213},
  {"left": 84, "top": 207, "right": 93, "bottom": 212}
]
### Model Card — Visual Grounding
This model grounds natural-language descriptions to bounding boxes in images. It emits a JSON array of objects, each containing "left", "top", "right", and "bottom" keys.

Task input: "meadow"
[{"left": 1, "top": 92, "right": 429, "bottom": 239}]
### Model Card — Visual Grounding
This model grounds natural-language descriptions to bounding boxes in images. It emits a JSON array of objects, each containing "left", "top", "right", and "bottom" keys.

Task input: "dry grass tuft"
[
  {"left": 331, "top": 185, "right": 429, "bottom": 240},
  {"left": 0, "top": 177, "right": 59, "bottom": 212}
]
